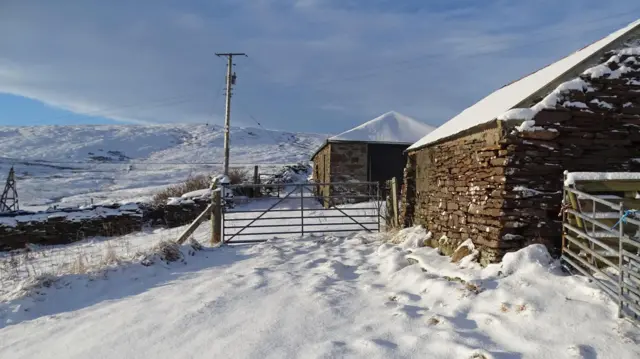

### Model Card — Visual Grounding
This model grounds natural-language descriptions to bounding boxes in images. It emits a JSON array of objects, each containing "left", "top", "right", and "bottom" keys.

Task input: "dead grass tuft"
[
  {"left": 443, "top": 276, "right": 482, "bottom": 295},
  {"left": 151, "top": 174, "right": 211, "bottom": 206},
  {"left": 70, "top": 253, "right": 88, "bottom": 274},
  {"left": 465, "top": 282, "right": 481, "bottom": 295},
  {"left": 152, "top": 240, "right": 183, "bottom": 263},
  {"left": 228, "top": 167, "right": 250, "bottom": 185},
  {"left": 500, "top": 302, "right": 510, "bottom": 313},
  {"left": 101, "top": 243, "right": 119, "bottom": 266}
]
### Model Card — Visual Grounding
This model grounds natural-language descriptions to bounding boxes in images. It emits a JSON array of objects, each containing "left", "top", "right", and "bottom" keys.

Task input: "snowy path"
[{"left": 1, "top": 228, "right": 639, "bottom": 358}]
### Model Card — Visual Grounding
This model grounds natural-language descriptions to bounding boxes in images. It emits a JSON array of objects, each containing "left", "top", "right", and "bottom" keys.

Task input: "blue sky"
[{"left": 0, "top": 0, "right": 638, "bottom": 134}]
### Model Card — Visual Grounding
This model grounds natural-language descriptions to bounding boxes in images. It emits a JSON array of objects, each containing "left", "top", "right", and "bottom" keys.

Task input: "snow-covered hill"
[
  {"left": 0, "top": 124, "right": 325, "bottom": 164},
  {"left": 0, "top": 124, "right": 327, "bottom": 209}
]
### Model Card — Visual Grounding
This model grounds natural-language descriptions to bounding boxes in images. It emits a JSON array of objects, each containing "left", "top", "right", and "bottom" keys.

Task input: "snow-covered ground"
[
  {"left": 1, "top": 226, "right": 639, "bottom": 359},
  {"left": 0, "top": 198, "right": 382, "bottom": 290},
  {"left": 0, "top": 124, "right": 327, "bottom": 210}
]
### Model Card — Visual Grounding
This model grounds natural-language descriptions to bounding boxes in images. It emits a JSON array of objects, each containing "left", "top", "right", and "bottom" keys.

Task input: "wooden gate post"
[
  {"left": 253, "top": 165, "right": 260, "bottom": 198},
  {"left": 211, "top": 189, "right": 222, "bottom": 245},
  {"left": 210, "top": 178, "right": 222, "bottom": 245},
  {"left": 391, "top": 177, "right": 399, "bottom": 228}
]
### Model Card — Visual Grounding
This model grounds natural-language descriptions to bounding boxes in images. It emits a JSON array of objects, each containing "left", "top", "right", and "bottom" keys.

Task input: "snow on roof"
[
  {"left": 330, "top": 111, "right": 435, "bottom": 144},
  {"left": 408, "top": 19, "right": 640, "bottom": 151},
  {"left": 565, "top": 172, "right": 640, "bottom": 186}
]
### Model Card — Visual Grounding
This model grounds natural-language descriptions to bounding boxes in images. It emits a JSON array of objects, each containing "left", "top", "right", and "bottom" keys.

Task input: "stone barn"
[
  {"left": 311, "top": 111, "right": 434, "bottom": 201},
  {"left": 399, "top": 19, "right": 640, "bottom": 265}
]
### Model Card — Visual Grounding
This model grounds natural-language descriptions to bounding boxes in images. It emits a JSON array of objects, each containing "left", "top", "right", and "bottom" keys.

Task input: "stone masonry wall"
[
  {"left": 502, "top": 75, "right": 640, "bottom": 257},
  {"left": 400, "top": 126, "right": 513, "bottom": 265},
  {"left": 328, "top": 142, "right": 369, "bottom": 206},
  {"left": 312, "top": 144, "right": 332, "bottom": 201},
  {"left": 401, "top": 51, "right": 640, "bottom": 264},
  {"left": 329, "top": 142, "right": 368, "bottom": 182}
]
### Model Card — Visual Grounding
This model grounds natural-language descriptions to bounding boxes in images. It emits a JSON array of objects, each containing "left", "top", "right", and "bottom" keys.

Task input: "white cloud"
[{"left": 0, "top": 0, "right": 638, "bottom": 132}]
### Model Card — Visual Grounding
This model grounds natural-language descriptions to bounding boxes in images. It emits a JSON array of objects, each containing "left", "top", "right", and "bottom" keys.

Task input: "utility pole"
[
  {"left": 0, "top": 166, "right": 19, "bottom": 213},
  {"left": 215, "top": 52, "right": 247, "bottom": 176}
]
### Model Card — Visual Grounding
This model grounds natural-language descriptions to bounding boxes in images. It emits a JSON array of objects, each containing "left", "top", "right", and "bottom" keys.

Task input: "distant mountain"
[
  {"left": 0, "top": 124, "right": 327, "bottom": 209},
  {"left": 0, "top": 124, "right": 327, "bottom": 164}
]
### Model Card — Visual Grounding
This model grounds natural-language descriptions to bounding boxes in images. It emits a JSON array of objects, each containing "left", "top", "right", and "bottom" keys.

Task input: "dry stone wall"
[
  {"left": 400, "top": 126, "right": 513, "bottom": 265},
  {"left": 502, "top": 75, "right": 640, "bottom": 257},
  {"left": 401, "top": 50, "right": 640, "bottom": 264},
  {"left": 0, "top": 199, "right": 211, "bottom": 251}
]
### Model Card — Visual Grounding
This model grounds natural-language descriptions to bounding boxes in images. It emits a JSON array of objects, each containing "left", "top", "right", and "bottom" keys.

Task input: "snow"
[
  {"left": 408, "top": 19, "right": 640, "bottom": 150},
  {"left": 565, "top": 171, "right": 640, "bottom": 186},
  {"left": 562, "top": 101, "right": 590, "bottom": 110},
  {"left": 512, "top": 186, "right": 560, "bottom": 198},
  {"left": 330, "top": 111, "right": 435, "bottom": 144},
  {"left": 0, "top": 124, "right": 326, "bottom": 210},
  {"left": 499, "top": 78, "right": 594, "bottom": 122},
  {"left": 181, "top": 188, "right": 211, "bottom": 199},
  {"left": 1, "top": 227, "right": 639, "bottom": 359},
  {"left": 591, "top": 98, "right": 615, "bottom": 109}
]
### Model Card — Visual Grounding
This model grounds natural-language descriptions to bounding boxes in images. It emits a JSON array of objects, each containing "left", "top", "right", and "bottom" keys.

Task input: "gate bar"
[
  {"left": 565, "top": 187, "right": 621, "bottom": 210},
  {"left": 224, "top": 227, "right": 378, "bottom": 237},
  {"left": 225, "top": 239, "right": 268, "bottom": 244},
  {"left": 562, "top": 255, "right": 618, "bottom": 299},
  {"left": 225, "top": 207, "right": 378, "bottom": 214},
  {"left": 564, "top": 234, "right": 618, "bottom": 269},
  {"left": 224, "top": 222, "right": 380, "bottom": 230},
  {"left": 223, "top": 181, "right": 380, "bottom": 188},
  {"left": 222, "top": 214, "right": 379, "bottom": 221},
  {"left": 224, "top": 186, "right": 298, "bottom": 242}
]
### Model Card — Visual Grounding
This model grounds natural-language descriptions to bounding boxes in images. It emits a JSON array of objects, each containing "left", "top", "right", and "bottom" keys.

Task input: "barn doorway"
[{"left": 367, "top": 143, "right": 407, "bottom": 184}]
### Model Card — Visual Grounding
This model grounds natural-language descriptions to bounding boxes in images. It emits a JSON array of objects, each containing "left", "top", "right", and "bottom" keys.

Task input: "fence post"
[
  {"left": 300, "top": 184, "right": 304, "bottom": 237},
  {"left": 377, "top": 182, "right": 381, "bottom": 232},
  {"left": 561, "top": 182, "right": 567, "bottom": 253},
  {"left": 618, "top": 201, "right": 624, "bottom": 318},
  {"left": 211, "top": 185, "right": 222, "bottom": 245},
  {"left": 253, "top": 165, "right": 260, "bottom": 198},
  {"left": 391, "top": 177, "right": 399, "bottom": 228}
]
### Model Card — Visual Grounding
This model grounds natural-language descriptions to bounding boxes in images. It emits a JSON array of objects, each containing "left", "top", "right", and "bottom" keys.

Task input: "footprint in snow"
[
  {"left": 566, "top": 344, "right": 597, "bottom": 358},
  {"left": 394, "top": 304, "right": 427, "bottom": 319},
  {"left": 386, "top": 291, "right": 422, "bottom": 303},
  {"left": 304, "top": 257, "right": 329, "bottom": 269}
]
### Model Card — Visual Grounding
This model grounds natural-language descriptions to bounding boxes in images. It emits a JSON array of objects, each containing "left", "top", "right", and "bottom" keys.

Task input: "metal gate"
[
  {"left": 562, "top": 185, "right": 640, "bottom": 323},
  {"left": 221, "top": 182, "right": 383, "bottom": 244}
]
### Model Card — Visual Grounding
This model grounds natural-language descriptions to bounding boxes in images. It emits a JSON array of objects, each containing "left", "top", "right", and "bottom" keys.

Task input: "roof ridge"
[{"left": 408, "top": 18, "right": 640, "bottom": 151}]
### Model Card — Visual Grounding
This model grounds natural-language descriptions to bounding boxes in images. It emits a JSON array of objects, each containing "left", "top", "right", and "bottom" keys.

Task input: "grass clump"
[
  {"left": 151, "top": 174, "right": 211, "bottom": 206},
  {"left": 228, "top": 167, "right": 250, "bottom": 185}
]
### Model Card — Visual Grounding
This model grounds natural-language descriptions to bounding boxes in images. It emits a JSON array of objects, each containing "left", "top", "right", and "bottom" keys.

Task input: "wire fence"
[{"left": 0, "top": 225, "right": 207, "bottom": 297}]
